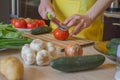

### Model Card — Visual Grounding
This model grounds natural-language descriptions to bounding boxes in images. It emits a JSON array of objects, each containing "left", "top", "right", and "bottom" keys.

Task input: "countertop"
[
  {"left": 0, "top": 45, "right": 116, "bottom": 80},
  {"left": 104, "top": 11, "right": 120, "bottom": 18}
]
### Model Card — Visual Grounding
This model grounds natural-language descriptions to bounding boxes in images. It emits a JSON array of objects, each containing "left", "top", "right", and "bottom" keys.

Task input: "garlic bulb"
[
  {"left": 30, "top": 39, "right": 46, "bottom": 52},
  {"left": 21, "top": 44, "right": 36, "bottom": 65},
  {"left": 47, "top": 42, "right": 54, "bottom": 47},
  {"left": 46, "top": 42, "right": 56, "bottom": 60},
  {"left": 48, "top": 46, "right": 56, "bottom": 60},
  {"left": 36, "top": 50, "right": 50, "bottom": 66}
]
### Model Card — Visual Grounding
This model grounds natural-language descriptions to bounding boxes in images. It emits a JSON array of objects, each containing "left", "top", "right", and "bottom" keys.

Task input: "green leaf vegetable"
[
  {"left": 0, "top": 23, "right": 32, "bottom": 49},
  {"left": 0, "top": 23, "right": 24, "bottom": 38}
]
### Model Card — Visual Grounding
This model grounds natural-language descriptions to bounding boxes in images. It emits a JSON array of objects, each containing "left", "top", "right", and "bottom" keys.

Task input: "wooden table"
[{"left": 0, "top": 45, "right": 116, "bottom": 80}]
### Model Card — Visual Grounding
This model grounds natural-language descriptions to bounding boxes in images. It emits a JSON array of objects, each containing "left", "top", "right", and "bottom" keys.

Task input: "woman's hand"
[
  {"left": 38, "top": 0, "right": 55, "bottom": 19},
  {"left": 64, "top": 14, "right": 93, "bottom": 36}
]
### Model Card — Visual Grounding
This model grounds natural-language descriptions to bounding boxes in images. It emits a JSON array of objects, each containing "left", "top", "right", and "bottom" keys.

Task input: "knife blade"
[{"left": 47, "top": 12, "right": 68, "bottom": 31}]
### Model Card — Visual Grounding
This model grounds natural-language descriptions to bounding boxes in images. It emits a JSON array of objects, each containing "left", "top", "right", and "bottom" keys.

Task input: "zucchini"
[
  {"left": 50, "top": 54, "right": 105, "bottom": 72},
  {"left": 30, "top": 26, "right": 52, "bottom": 35}
]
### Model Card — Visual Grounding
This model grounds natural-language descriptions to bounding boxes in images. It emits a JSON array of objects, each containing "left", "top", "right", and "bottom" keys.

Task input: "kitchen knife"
[{"left": 47, "top": 12, "right": 68, "bottom": 31}]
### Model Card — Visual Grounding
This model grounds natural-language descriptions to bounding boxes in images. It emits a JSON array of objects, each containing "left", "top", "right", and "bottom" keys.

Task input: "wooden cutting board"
[{"left": 24, "top": 33, "right": 94, "bottom": 48}]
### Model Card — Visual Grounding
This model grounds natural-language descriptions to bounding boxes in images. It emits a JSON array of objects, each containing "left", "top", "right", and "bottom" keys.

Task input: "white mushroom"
[
  {"left": 30, "top": 39, "right": 46, "bottom": 52},
  {"left": 21, "top": 44, "right": 36, "bottom": 65},
  {"left": 36, "top": 50, "right": 50, "bottom": 66}
]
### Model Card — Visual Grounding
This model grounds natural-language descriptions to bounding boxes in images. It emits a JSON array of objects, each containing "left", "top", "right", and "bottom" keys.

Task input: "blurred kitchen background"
[
  {"left": 0, "top": 0, "right": 120, "bottom": 41},
  {"left": 0, "top": 0, "right": 49, "bottom": 24}
]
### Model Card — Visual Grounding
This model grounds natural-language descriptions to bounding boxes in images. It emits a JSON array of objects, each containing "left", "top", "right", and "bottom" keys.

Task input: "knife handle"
[
  {"left": 47, "top": 12, "right": 52, "bottom": 20},
  {"left": 47, "top": 12, "right": 62, "bottom": 27}
]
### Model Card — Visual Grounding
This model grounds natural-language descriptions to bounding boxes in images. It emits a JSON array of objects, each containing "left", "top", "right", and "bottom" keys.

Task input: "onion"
[{"left": 65, "top": 43, "right": 83, "bottom": 56}]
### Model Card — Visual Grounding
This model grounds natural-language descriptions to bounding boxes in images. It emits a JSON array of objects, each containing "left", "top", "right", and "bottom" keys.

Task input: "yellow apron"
[{"left": 50, "top": 0, "right": 104, "bottom": 41}]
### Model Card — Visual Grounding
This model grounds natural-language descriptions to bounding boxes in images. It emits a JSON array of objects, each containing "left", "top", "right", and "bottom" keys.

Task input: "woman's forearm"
[
  {"left": 41, "top": 0, "right": 51, "bottom": 2},
  {"left": 85, "top": 0, "right": 113, "bottom": 21}
]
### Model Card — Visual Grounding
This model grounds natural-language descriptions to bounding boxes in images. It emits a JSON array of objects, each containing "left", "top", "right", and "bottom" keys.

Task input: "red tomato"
[
  {"left": 34, "top": 19, "right": 39, "bottom": 24},
  {"left": 27, "top": 22, "right": 38, "bottom": 29},
  {"left": 14, "top": 19, "right": 27, "bottom": 28},
  {"left": 11, "top": 18, "right": 17, "bottom": 25},
  {"left": 39, "top": 20, "right": 46, "bottom": 26},
  {"left": 53, "top": 28, "right": 69, "bottom": 40},
  {"left": 34, "top": 19, "right": 46, "bottom": 26}
]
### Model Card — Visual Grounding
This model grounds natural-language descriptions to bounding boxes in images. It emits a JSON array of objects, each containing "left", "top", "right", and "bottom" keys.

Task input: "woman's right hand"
[
  {"left": 38, "top": 0, "right": 55, "bottom": 20},
  {"left": 64, "top": 14, "right": 93, "bottom": 36}
]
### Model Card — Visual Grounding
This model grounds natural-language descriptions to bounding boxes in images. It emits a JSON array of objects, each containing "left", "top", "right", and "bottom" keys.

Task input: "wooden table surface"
[{"left": 0, "top": 45, "right": 116, "bottom": 80}]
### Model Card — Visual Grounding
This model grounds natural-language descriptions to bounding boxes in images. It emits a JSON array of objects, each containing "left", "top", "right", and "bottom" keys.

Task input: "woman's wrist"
[
  {"left": 84, "top": 12, "right": 94, "bottom": 25},
  {"left": 41, "top": 0, "right": 51, "bottom": 3}
]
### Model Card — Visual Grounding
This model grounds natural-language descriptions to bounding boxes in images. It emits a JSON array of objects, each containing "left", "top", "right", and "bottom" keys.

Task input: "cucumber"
[
  {"left": 50, "top": 54, "right": 105, "bottom": 72},
  {"left": 30, "top": 26, "right": 52, "bottom": 35}
]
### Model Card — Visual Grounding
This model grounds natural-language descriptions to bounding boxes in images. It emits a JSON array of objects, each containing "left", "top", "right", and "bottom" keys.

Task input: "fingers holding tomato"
[{"left": 53, "top": 28, "right": 69, "bottom": 40}]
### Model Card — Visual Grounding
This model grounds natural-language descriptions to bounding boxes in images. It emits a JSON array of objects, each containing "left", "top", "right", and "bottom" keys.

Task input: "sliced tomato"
[{"left": 53, "top": 28, "right": 69, "bottom": 40}]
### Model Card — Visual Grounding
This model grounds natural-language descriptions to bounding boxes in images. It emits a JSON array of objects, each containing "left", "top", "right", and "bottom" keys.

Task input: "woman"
[{"left": 38, "top": 0, "right": 112, "bottom": 41}]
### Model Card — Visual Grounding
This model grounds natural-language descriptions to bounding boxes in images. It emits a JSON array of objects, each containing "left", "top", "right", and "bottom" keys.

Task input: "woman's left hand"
[{"left": 64, "top": 14, "right": 93, "bottom": 36}]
